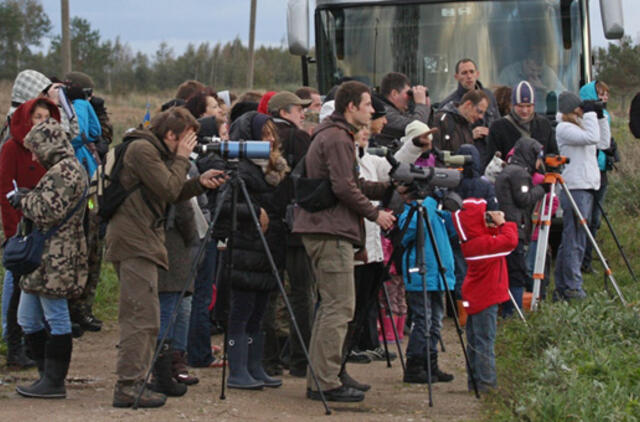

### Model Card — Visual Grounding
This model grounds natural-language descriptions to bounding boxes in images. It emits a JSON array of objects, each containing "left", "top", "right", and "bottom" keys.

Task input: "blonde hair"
[
  {"left": 561, "top": 112, "right": 582, "bottom": 128},
  {"left": 596, "top": 81, "right": 610, "bottom": 97}
]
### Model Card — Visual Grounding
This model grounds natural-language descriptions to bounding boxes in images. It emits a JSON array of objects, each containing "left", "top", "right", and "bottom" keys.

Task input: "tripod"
[
  {"left": 134, "top": 165, "right": 331, "bottom": 415},
  {"left": 594, "top": 200, "right": 638, "bottom": 284},
  {"left": 530, "top": 171, "right": 627, "bottom": 310},
  {"left": 401, "top": 197, "right": 480, "bottom": 406}
]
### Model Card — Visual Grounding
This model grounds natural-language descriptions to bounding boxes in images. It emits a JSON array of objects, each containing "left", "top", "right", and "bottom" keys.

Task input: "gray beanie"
[{"left": 558, "top": 91, "right": 581, "bottom": 114}]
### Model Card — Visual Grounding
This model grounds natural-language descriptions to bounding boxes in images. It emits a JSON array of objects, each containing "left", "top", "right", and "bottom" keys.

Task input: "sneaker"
[
  {"left": 113, "top": 380, "right": 166, "bottom": 408},
  {"left": 564, "top": 288, "right": 587, "bottom": 300},
  {"left": 363, "top": 346, "right": 397, "bottom": 362},
  {"left": 340, "top": 371, "right": 370, "bottom": 392},
  {"left": 346, "top": 350, "right": 372, "bottom": 364},
  {"left": 307, "top": 385, "right": 365, "bottom": 402}
]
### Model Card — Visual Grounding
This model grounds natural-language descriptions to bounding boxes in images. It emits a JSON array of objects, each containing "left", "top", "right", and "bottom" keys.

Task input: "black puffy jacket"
[
  {"left": 494, "top": 137, "right": 546, "bottom": 242},
  {"left": 226, "top": 112, "right": 288, "bottom": 292}
]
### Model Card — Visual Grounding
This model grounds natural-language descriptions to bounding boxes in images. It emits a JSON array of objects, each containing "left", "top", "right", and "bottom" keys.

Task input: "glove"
[
  {"left": 580, "top": 100, "right": 596, "bottom": 114},
  {"left": 542, "top": 183, "right": 552, "bottom": 193},
  {"left": 595, "top": 106, "right": 605, "bottom": 120},
  {"left": 8, "top": 188, "right": 30, "bottom": 209}
]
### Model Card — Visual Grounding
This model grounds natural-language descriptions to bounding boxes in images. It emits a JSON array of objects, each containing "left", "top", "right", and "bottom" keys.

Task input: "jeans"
[
  {"left": 466, "top": 305, "right": 498, "bottom": 391},
  {"left": 583, "top": 173, "right": 608, "bottom": 268},
  {"left": 452, "top": 241, "right": 467, "bottom": 300},
  {"left": 18, "top": 291, "right": 71, "bottom": 335},
  {"left": 406, "top": 291, "right": 444, "bottom": 359},
  {"left": 158, "top": 293, "right": 192, "bottom": 352},
  {"left": 502, "top": 286, "right": 523, "bottom": 318},
  {"left": 187, "top": 240, "right": 217, "bottom": 366},
  {"left": 554, "top": 189, "right": 593, "bottom": 296},
  {"left": 1, "top": 270, "right": 14, "bottom": 339}
]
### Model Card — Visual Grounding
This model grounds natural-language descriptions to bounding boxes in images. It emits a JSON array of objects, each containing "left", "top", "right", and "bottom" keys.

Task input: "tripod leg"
[
  {"left": 380, "top": 281, "right": 406, "bottom": 372},
  {"left": 237, "top": 180, "right": 331, "bottom": 415},
  {"left": 508, "top": 291, "right": 528, "bottom": 326},
  {"left": 559, "top": 183, "right": 627, "bottom": 306},
  {"left": 596, "top": 201, "right": 638, "bottom": 283},
  {"left": 376, "top": 301, "right": 392, "bottom": 368}
]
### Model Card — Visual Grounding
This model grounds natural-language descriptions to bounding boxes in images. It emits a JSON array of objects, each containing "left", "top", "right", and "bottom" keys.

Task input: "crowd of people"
[{"left": 0, "top": 58, "right": 615, "bottom": 407}]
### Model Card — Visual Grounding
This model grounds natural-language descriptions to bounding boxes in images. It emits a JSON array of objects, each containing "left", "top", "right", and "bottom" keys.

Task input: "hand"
[
  {"left": 472, "top": 126, "right": 489, "bottom": 139},
  {"left": 8, "top": 188, "right": 30, "bottom": 210},
  {"left": 199, "top": 169, "right": 228, "bottom": 190},
  {"left": 411, "top": 85, "right": 428, "bottom": 105},
  {"left": 486, "top": 211, "right": 505, "bottom": 227},
  {"left": 376, "top": 210, "right": 396, "bottom": 230},
  {"left": 259, "top": 208, "right": 269, "bottom": 233},
  {"left": 176, "top": 129, "right": 197, "bottom": 158}
]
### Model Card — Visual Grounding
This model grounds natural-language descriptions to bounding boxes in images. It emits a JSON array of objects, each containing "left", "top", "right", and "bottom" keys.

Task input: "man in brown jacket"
[
  {"left": 293, "top": 81, "right": 395, "bottom": 403},
  {"left": 105, "top": 107, "right": 226, "bottom": 408}
]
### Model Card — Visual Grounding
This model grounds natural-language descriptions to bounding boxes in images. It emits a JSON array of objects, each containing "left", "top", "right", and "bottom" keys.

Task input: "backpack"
[{"left": 98, "top": 130, "right": 161, "bottom": 222}]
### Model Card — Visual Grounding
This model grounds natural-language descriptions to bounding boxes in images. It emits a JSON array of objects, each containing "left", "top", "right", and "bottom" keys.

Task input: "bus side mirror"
[
  {"left": 287, "top": 0, "right": 310, "bottom": 56},
  {"left": 600, "top": 0, "right": 624, "bottom": 40}
]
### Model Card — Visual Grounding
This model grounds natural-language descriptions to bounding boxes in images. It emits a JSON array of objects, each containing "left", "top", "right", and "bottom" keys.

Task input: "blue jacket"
[
  {"left": 579, "top": 81, "right": 611, "bottom": 172},
  {"left": 399, "top": 197, "right": 456, "bottom": 292},
  {"left": 71, "top": 99, "right": 101, "bottom": 177}
]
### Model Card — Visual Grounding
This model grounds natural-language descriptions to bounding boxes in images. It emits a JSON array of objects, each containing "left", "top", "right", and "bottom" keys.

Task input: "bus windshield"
[{"left": 316, "top": 0, "right": 583, "bottom": 113}]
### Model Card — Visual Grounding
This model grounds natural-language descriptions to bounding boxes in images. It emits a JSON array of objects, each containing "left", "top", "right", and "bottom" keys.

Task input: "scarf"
[{"left": 509, "top": 108, "right": 534, "bottom": 133}]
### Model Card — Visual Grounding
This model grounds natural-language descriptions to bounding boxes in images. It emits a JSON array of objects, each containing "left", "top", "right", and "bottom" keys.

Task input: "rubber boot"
[
  {"left": 16, "top": 334, "right": 72, "bottom": 398},
  {"left": 428, "top": 352, "right": 454, "bottom": 383},
  {"left": 149, "top": 341, "right": 187, "bottom": 397},
  {"left": 5, "top": 291, "right": 35, "bottom": 370},
  {"left": 23, "top": 330, "right": 48, "bottom": 386},
  {"left": 378, "top": 314, "right": 398, "bottom": 344},
  {"left": 403, "top": 357, "right": 430, "bottom": 384},
  {"left": 247, "top": 332, "right": 282, "bottom": 388},
  {"left": 395, "top": 315, "right": 407, "bottom": 342},
  {"left": 227, "top": 333, "right": 263, "bottom": 390}
]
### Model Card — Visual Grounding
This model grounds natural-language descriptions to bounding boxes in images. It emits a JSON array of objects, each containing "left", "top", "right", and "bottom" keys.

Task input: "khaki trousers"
[
  {"left": 302, "top": 235, "right": 355, "bottom": 391},
  {"left": 114, "top": 257, "right": 160, "bottom": 382}
]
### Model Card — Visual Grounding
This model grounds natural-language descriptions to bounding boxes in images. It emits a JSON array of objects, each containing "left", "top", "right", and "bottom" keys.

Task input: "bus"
[{"left": 287, "top": 0, "right": 624, "bottom": 114}]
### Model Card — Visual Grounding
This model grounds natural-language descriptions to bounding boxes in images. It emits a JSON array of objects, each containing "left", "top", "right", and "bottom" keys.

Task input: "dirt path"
[{"left": 0, "top": 319, "right": 483, "bottom": 421}]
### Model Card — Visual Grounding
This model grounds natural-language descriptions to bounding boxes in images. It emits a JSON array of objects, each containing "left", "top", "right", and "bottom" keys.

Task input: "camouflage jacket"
[{"left": 19, "top": 118, "right": 88, "bottom": 299}]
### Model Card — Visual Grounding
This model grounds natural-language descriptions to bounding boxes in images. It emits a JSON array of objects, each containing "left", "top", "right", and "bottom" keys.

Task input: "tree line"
[{"left": 0, "top": 0, "right": 312, "bottom": 93}]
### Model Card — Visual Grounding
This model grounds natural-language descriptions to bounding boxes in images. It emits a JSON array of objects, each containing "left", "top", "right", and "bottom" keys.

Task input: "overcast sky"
[{"left": 38, "top": 0, "right": 640, "bottom": 55}]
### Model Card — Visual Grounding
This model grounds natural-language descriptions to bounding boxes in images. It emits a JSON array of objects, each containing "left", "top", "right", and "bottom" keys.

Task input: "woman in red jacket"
[
  {"left": 0, "top": 98, "right": 60, "bottom": 368},
  {"left": 453, "top": 198, "right": 518, "bottom": 392}
]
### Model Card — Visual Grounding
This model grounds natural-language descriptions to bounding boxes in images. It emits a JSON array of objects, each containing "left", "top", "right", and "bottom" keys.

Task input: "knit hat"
[
  {"left": 258, "top": 91, "right": 276, "bottom": 114},
  {"left": 268, "top": 91, "right": 311, "bottom": 113},
  {"left": 371, "top": 95, "right": 387, "bottom": 120},
  {"left": 9, "top": 70, "right": 52, "bottom": 117},
  {"left": 64, "top": 71, "right": 94, "bottom": 89},
  {"left": 558, "top": 91, "right": 582, "bottom": 114},
  {"left": 511, "top": 81, "right": 534, "bottom": 105},
  {"left": 230, "top": 101, "right": 258, "bottom": 123},
  {"left": 403, "top": 120, "right": 432, "bottom": 143},
  {"left": 250, "top": 112, "right": 271, "bottom": 140}
]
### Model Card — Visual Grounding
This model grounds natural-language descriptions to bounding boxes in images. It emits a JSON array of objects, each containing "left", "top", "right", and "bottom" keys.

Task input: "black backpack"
[{"left": 98, "top": 131, "right": 161, "bottom": 222}]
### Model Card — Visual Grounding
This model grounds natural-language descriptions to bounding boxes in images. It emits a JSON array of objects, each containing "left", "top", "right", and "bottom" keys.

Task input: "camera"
[{"left": 194, "top": 137, "right": 271, "bottom": 160}]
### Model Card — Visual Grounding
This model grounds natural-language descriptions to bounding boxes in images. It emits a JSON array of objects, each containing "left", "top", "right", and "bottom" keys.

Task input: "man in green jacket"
[{"left": 105, "top": 107, "right": 226, "bottom": 408}]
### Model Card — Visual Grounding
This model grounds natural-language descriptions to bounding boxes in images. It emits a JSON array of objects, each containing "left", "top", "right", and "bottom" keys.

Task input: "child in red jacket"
[{"left": 453, "top": 198, "right": 518, "bottom": 392}]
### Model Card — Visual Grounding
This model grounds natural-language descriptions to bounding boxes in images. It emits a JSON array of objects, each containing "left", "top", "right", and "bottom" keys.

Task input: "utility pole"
[
  {"left": 61, "top": 0, "right": 71, "bottom": 76},
  {"left": 247, "top": 0, "right": 257, "bottom": 88}
]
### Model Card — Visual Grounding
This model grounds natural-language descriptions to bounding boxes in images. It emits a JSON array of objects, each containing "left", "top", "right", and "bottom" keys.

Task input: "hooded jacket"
[
  {"left": 223, "top": 112, "right": 288, "bottom": 291},
  {"left": 495, "top": 137, "right": 546, "bottom": 242},
  {"left": 19, "top": 118, "right": 88, "bottom": 298},
  {"left": 399, "top": 197, "right": 456, "bottom": 292},
  {"left": 0, "top": 98, "right": 60, "bottom": 238},
  {"left": 455, "top": 144, "right": 498, "bottom": 210},
  {"left": 293, "top": 112, "right": 389, "bottom": 246},
  {"left": 453, "top": 198, "right": 518, "bottom": 315},
  {"left": 104, "top": 128, "right": 205, "bottom": 269},
  {"left": 579, "top": 81, "right": 614, "bottom": 172},
  {"left": 70, "top": 98, "right": 101, "bottom": 178}
]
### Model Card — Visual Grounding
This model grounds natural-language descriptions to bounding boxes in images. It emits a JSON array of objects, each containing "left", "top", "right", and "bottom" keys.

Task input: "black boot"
[
  {"left": 247, "top": 333, "right": 282, "bottom": 388},
  {"left": 403, "top": 357, "right": 430, "bottom": 384},
  {"left": 427, "top": 352, "right": 454, "bottom": 383},
  {"left": 16, "top": 333, "right": 72, "bottom": 398},
  {"left": 23, "top": 330, "right": 48, "bottom": 385},
  {"left": 227, "top": 333, "right": 263, "bottom": 390},
  {"left": 70, "top": 305, "right": 102, "bottom": 332},
  {"left": 339, "top": 370, "right": 370, "bottom": 392},
  {"left": 5, "top": 288, "right": 35, "bottom": 370},
  {"left": 149, "top": 341, "right": 187, "bottom": 397}
]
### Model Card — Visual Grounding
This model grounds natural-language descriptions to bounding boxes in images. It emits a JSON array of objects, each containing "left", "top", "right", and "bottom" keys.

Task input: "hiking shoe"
[
  {"left": 307, "top": 385, "right": 365, "bottom": 402},
  {"left": 113, "top": 380, "right": 166, "bottom": 408},
  {"left": 363, "top": 346, "right": 397, "bottom": 362},
  {"left": 340, "top": 370, "right": 370, "bottom": 392},
  {"left": 564, "top": 289, "right": 587, "bottom": 300},
  {"left": 346, "top": 350, "right": 372, "bottom": 364}
]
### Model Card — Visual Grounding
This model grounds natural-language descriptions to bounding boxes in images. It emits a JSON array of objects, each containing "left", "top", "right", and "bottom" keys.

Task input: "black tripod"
[
  {"left": 134, "top": 166, "right": 331, "bottom": 415},
  {"left": 595, "top": 201, "right": 638, "bottom": 284},
  {"left": 400, "top": 197, "right": 480, "bottom": 406}
]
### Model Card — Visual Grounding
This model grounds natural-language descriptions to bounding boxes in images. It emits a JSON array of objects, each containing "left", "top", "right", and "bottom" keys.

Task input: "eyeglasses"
[{"left": 474, "top": 106, "right": 486, "bottom": 117}]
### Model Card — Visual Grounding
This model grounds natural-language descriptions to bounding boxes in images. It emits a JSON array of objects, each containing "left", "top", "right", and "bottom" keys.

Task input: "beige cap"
[{"left": 268, "top": 91, "right": 312, "bottom": 113}]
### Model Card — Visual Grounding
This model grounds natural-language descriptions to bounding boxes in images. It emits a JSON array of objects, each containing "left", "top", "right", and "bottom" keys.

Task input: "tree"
[
  {"left": 594, "top": 36, "right": 640, "bottom": 111},
  {"left": 0, "top": 0, "right": 51, "bottom": 79}
]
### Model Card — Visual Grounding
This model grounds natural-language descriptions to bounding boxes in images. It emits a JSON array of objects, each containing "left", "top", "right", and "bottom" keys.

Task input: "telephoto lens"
[{"left": 194, "top": 139, "right": 271, "bottom": 160}]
